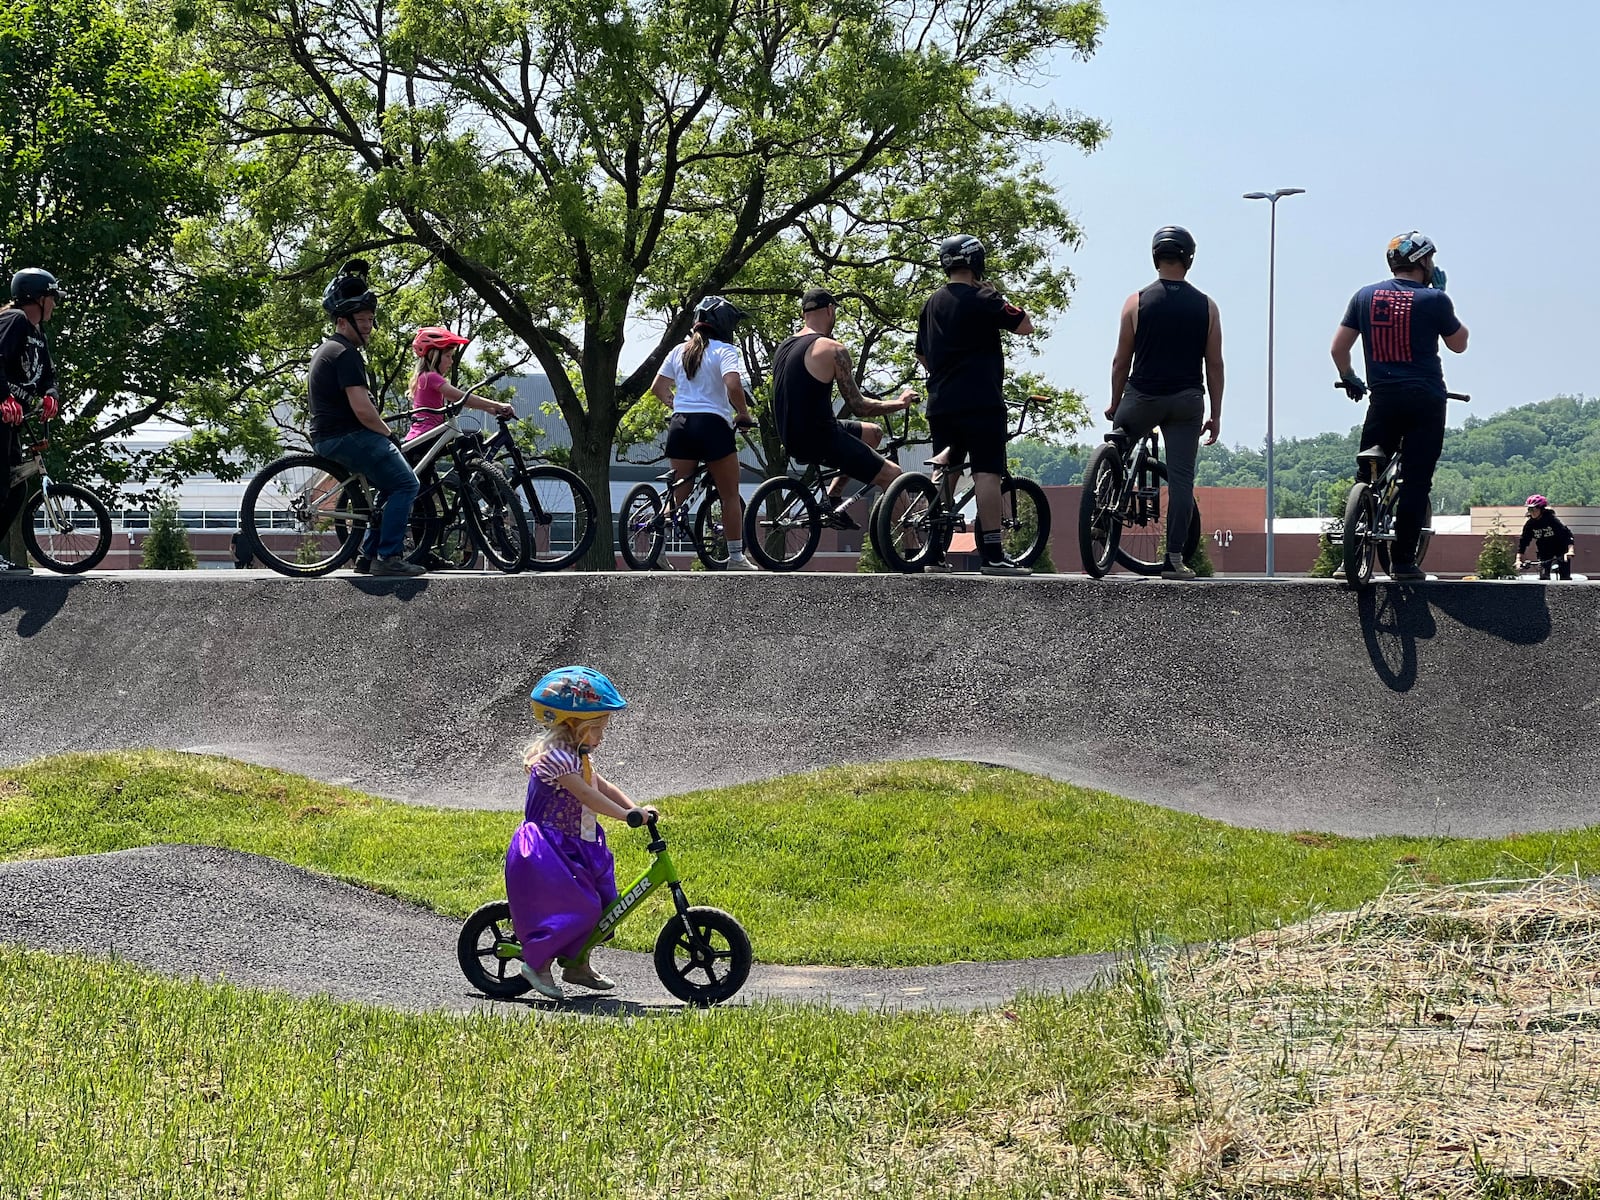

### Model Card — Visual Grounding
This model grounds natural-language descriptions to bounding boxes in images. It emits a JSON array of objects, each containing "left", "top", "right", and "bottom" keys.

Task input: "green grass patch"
[
  {"left": 0, "top": 947, "right": 1168, "bottom": 1199},
  {"left": 3, "top": 750, "right": 1599, "bottom": 966}
]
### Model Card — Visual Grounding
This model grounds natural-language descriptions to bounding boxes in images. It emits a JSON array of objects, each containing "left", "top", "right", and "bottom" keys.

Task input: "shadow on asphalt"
[
  {"left": 0, "top": 577, "right": 74, "bottom": 638},
  {"left": 1359, "top": 583, "right": 1552, "bottom": 692},
  {"left": 348, "top": 577, "right": 430, "bottom": 601}
]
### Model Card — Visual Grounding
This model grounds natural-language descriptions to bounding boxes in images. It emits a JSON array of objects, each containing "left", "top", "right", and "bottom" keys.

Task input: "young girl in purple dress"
[{"left": 506, "top": 666, "right": 655, "bottom": 1001}]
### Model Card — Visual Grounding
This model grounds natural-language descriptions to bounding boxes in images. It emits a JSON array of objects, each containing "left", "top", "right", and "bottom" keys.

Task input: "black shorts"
[
  {"left": 928, "top": 407, "right": 1007, "bottom": 476},
  {"left": 806, "top": 419, "right": 885, "bottom": 486},
  {"left": 664, "top": 412, "right": 736, "bottom": 463}
]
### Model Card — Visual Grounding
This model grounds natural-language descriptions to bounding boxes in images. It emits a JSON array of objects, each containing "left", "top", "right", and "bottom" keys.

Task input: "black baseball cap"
[{"left": 801, "top": 287, "right": 837, "bottom": 312}]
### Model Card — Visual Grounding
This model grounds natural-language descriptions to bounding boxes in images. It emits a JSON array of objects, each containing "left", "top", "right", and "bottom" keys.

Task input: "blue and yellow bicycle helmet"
[{"left": 529, "top": 666, "right": 627, "bottom": 726}]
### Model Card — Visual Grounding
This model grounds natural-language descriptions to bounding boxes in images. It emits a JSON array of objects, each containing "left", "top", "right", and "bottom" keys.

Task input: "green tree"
[
  {"left": 141, "top": 499, "right": 197, "bottom": 569},
  {"left": 1475, "top": 516, "right": 1518, "bottom": 580},
  {"left": 213, "top": 0, "right": 1109, "bottom": 565},
  {"left": 0, "top": 0, "right": 270, "bottom": 496}
]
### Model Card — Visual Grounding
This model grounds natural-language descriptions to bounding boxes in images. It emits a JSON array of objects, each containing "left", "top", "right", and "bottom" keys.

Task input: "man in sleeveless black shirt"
[
  {"left": 771, "top": 288, "right": 917, "bottom": 528},
  {"left": 1108, "top": 225, "right": 1224, "bottom": 580}
]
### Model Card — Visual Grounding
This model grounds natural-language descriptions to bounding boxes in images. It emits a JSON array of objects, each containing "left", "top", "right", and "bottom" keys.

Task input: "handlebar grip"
[{"left": 626, "top": 809, "right": 645, "bottom": 828}]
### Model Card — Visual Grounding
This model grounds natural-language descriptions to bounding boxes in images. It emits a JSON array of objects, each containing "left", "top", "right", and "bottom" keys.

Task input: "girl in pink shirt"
[{"left": 405, "top": 326, "right": 515, "bottom": 441}]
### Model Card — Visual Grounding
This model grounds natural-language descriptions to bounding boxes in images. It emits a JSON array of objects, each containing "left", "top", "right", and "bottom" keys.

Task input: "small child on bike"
[
  {"left": 1518, "top": 495, "right": 1576, "bottom": 579},
  {"left": 506, "top": 666, "right": 656, "bottom": 1001},
  {"left": 404, "top": 326, "right": 515, "bottom": 442}
]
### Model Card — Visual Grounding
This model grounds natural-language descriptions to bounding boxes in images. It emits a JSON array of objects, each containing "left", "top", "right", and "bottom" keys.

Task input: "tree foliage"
[
  {"left": 141, "top": 498, "right": 198, "bottom": 569},
  {"left": 211, "top": 0, "right": 1108, "bottom": 563},
  {"left": 0, "top": 0, "right": 269, "bottom": 496}
]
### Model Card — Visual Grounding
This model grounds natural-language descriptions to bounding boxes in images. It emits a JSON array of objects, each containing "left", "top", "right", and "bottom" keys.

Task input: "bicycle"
[
  {"left": 11, "top": 417, "right": 112, "bottom": 573},
  {"left": 1516, "top": 555, "right": 1580, "bottom": 582},
  {"left": 1336, "top": 382, "right": 1469, "bottom": 588},
  {"left": 615, "top": 436, "right": 761, "bottom": 571},
  {"left": 241, "top": 378, "right": 531, "bottom": 577},
  {"left": 456, "top": 808, "right": 753, "bottom": 1007},
  {"left": 1077, "top": 427, "right": 1202, "bottom": 578},
  {"left": 477, "top": 412, "right": 598, "bottom": 571},
  {"left": 870, "top": 396, "right": 1052, "bottom": 573},
  {"left": 741, "top": 401, "right": 921, "bottom": 572}
]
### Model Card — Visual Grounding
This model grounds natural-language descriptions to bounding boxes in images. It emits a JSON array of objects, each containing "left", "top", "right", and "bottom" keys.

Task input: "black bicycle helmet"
[
  {"left": 937, "top": 234, "right": 986, "bottom": 277},
  {"left": 1151, "top": 226, "right": 1196, "bottom": 268},
  {"left": 10, "top": 268, "right": 61, "bottom": 305},
  {"left": 1386, "top": 231, "right": 1437, "bottom": 269},
  {"left": 321, "top": 259, "right": 378, "bottom": 319},
  {"left": 691, "top": 295, "right": 747, "bottom": 344}
]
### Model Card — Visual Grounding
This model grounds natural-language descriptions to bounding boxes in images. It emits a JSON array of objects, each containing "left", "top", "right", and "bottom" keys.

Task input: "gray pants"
[{"left": 1111, "top": 384, "right": 1204, "bottom": 564}]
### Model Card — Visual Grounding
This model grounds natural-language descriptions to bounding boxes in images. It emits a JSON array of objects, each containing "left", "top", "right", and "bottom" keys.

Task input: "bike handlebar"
[{"left": 1332, "top": 381, "right": 1469, "bottom": 403}]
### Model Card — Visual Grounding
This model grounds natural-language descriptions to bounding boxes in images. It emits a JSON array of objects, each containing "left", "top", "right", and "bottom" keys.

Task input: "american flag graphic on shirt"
[{"left": 1368, "top": 288, "right": 1413, "bottom": 362}]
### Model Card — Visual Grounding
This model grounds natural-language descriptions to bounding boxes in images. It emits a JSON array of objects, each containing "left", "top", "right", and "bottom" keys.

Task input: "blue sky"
[{"left": 1022, "top": 0, "right": 1598, "bottom": 449}]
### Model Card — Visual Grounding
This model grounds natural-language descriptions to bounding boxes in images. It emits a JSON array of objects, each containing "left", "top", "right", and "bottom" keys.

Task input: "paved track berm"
[{"left": 0, "top": 572, "right": 1591, "bottom": 837}]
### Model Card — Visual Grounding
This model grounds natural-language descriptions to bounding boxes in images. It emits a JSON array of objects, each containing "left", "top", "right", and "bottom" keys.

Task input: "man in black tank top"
[
  {"left": 1107, "top": 226, "right": 1224, "bottom": 580},
  {"left": 771, "top": 288, "right": 916, "bottom": 526}
]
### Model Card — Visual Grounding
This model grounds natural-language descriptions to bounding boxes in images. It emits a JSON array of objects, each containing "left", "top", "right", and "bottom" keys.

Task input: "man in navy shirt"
[{"left": 1330, "top": 231, "right": 1469, "bottom": 581}]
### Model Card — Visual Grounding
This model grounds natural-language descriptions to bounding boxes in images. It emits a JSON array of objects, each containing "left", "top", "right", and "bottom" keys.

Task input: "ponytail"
[{"left": 683, "top": 329, "right": 708, "bottom": 380}]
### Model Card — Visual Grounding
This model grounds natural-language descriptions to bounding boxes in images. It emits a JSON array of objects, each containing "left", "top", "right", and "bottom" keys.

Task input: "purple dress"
[{"left": 504, "top": 747, "right": 618, "bottom": 971}]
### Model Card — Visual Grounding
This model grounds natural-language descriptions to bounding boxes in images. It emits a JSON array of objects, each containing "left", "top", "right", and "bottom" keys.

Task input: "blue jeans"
[{"left": 314, "top": 429, "right": 420, "bottom": 560}]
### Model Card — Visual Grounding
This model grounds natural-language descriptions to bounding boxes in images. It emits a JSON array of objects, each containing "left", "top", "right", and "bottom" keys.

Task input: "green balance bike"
[{"left": 457, "top": 809, "right": 753, "bottom": 1006}]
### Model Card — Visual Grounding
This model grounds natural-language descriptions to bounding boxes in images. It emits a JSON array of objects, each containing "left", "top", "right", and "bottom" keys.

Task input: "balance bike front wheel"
[
  {"left": 457, "top": 901, "right": 533, "bottom": 999},
  {"left": 653, "top": 906, "right": 752, "bottom": 1007}
]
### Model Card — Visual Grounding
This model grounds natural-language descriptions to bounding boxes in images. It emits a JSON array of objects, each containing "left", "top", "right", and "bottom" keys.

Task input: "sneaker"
[
  {"left": 1390, "top": 563, "right": 1426, "bottom": 582},
  {"left": 561, "top": 962, "right": 616, "bottom": 992},
  {"left": 821, "top": 498, "right": 859, "bottom": 530},
  {"left": 518, "top": 962, "right": 564, "bottom": 1001},
  {"left": 0, "top": 555, "right": 33, "bottom": 575},
  {"left": 979, "top": 558, "right": 1031, "bottom": 578},
  {"left": 352, "top": 555, "right": 373, "bottom": 575},
  {"left": 1331, "top": 563, "right": 1346, "bottom": 580},
  {"left": 370, "top": 556, "right": 427, "bottom": 578},
  {"left": 1160, "top": 561, "right": 1197, "bottom": 581},
  {"left": 724, "top": 554, "right": 760, "bottom": 572},
  {"left": 923, "top": 556, "right": 958, "bottom": 573}
]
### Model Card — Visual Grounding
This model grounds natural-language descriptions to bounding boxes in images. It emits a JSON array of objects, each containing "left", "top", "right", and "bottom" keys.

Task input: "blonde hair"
[
  {"left": 522, "top": 715, "right": 609, "bottom": 780},
  {"left": 411, "top": 348, "right": 446, "bottom": 402},
  {"left": 682, "top": 329, "right": 708, "bottom": 380}
]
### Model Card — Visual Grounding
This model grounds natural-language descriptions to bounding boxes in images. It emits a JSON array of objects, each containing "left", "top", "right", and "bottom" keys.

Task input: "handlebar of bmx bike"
[{"left": 1332, "top": 381, "right": 1470, "bottom": 403}]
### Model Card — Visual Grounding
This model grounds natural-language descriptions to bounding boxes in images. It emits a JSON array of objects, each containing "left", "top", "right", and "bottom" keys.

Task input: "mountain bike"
[
  {"left": 12, "top": 417, "right": 112, "bottom": 573},
  {"left": 457, "top": 809, "right": 752, "bottom": 1007},
  {"left": 870, "top": 396, "right": 1052, "bottom": 573},
  {"left": 478, "top": 412, "right": 597, "bottom": 571},
  {"left": 1336, "top": 383, "right": 1469, "bottom": 588},
  {"left": 1077, "top": 427, "right": 1201, "bottom": 577},
  {"left": 742, "top": 401, "right": 921, "bottom": 572},
  {"left": 616, "top": 436, "right": 761, "bottom": 571},
  {"left": 241, "top": 384, "right": 530, "bottom": 577}
]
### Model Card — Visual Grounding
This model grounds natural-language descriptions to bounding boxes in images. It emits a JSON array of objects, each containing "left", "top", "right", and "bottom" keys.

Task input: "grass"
[{"left": 4, "top": 750, "right": 1600, "bottom": 966}]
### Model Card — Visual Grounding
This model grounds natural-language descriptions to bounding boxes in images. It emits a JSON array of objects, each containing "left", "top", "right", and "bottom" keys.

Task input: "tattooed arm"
[{"left": 828, "top": 342, "right": 916, "bottom": 417}]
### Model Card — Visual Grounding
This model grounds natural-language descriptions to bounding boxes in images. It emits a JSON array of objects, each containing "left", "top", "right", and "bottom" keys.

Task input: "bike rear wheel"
[
  {"left": 653, "top": 906, "right": 753, "bottom": 1007},
  {"left": 744, "top": 477, "right": 822, "bottom": 572},
  {"left": 997, "top": 476, "right": 1051, "bottom": 568},
  {"left": 1342, "top": 482, "right": 1377, "bottom": 589},
  {"left": 240, "top": 453, "right": 368, "bottom": 577},
  {"left": 1113, "top": 458, "right": 1200, "bottom": 576},
  {"left": 518, "top": 465, "right": 597, "bottom": 571},
  {"left": 1078, "top": 443, "right": 1123, "bottom": 577},
  {"left": 463, "top": 463, "right": 531, "bottom": 573},
  {"left": 693, "top": 494, "right": 730, "bottom": 570},
  {"left": 873, "top": 472, "right": 943, "bottom": 573},
  {"left": 456, "top": 901, "right": 533, "bottom": 999},
  {"left": 618, "top": 484, "right": 665, "bottom": 571},
  {"left": 24, "top": 483, "right": 112, "bottom": 573}
]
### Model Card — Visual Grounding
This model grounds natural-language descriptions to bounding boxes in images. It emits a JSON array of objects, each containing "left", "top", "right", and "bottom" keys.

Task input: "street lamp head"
[
  {"left": 1243, "top": 191, "right": 1271, "bottom": 200},
  {"left": 1275, "top": 187, "right": 1306, "bottom": 198}
]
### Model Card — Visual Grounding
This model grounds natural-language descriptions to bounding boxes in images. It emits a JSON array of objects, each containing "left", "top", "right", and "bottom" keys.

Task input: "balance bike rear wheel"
[
  {"left": 457, "top": 901, "right": 533, "bottom": 998},
  {"left": 653, "top": 906, "right": 752, "bottom": 1007}
]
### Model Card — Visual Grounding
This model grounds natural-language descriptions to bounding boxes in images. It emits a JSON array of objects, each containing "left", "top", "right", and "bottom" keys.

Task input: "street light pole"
[{"left": 1243, "top": 187, "right": 1305, "bottom": 577}]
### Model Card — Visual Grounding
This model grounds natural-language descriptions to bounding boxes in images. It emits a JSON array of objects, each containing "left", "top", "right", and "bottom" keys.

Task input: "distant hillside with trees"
[{"left": 1014, "top": 394, "right": 1600, "bottom": 516}]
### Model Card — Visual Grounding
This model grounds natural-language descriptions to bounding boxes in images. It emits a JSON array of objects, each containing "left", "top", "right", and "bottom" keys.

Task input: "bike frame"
[{"left": 927, "top": 397, "right": 1041, "bottom": 532}]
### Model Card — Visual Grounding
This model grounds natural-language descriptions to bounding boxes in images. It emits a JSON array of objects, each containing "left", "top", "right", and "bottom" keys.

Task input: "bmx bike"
[
  {"left": 457, "top": 809, "right": 752, "bottom": 1007},
  {"left": 615, "top": 433, "right": 762, "bottom": 571},
  {"left": 1335, "top": 382, "right": 1469, "bottom": 588},
  {"left": 12, "top": 417, "right": 112, "bottom": 573},
  {"left": 1077, "top": 426, "right": 1201, "bottom": 577}
]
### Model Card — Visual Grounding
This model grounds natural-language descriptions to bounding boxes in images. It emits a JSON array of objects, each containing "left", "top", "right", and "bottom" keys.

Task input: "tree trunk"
[
  {"left": 4, "top": 520, "right": 25, "bottom": 569},
  {"left": 568, "top": 432, "right": 617, "bottom": 571}
]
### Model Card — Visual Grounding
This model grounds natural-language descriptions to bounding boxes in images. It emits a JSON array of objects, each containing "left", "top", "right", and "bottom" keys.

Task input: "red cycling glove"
[
  {"left": 41, "top": 394, "right": 58, "bottom": 420},
  {"left": 0, "top": 398, "right": 22, "bottom": 426}
]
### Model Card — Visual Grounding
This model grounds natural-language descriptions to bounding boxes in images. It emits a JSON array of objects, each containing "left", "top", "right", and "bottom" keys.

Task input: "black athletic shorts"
[
  {"left": 928, "top": 407, "right": 1007, "bottom": 476},
  {"left": 664, "top": 412, "right": 736, "bottom": 463},
  {"left": 807, "top": 419, "right": 885, "bottom": 486}
]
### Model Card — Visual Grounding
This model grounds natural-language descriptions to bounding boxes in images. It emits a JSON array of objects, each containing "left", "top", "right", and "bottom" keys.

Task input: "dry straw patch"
[{"left": 1156, "top": 876, "right": 1600, "bottom": 1198}]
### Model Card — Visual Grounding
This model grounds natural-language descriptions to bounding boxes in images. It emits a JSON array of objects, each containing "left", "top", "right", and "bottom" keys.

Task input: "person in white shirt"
[{"left": 651, "top": 296, "right": 759, "bottom": 570}]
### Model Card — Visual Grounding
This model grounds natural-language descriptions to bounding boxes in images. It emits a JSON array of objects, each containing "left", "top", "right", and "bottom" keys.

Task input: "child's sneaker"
[
  {"left": 561, "top": 962, "right": 616, "bottom": 992},
  {"left": 724, "top": 554, "right": 760, "bottom": 572},
  {"left": 518, "top": 962, "right": 564, "bottom": 1001}
]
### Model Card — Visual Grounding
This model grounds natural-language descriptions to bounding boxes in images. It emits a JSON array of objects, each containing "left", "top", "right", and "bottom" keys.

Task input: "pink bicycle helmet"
[
  {"left": 1526, "top": 495, "right": 1549, "bottom": 509},
  {"left": 412, "top": 326, "right": 470, "bottom": 357}
]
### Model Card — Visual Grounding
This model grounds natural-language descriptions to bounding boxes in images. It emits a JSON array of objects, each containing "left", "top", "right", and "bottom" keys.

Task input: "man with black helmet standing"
[
  {"left": 0, "top": 269, "right": 65, "bottom": 574},
  {"left": 308, "top": 259, "right": 424, "bottom": 577},
  {"left": 1331, "top": 232, "right": 1468, "bottom": 582},
  {"left": 915, "top": 234, "right": 1036, "bottom": 576},
  {"left": 1107, "top": 226, "right": 1223, "bottom": 581}
]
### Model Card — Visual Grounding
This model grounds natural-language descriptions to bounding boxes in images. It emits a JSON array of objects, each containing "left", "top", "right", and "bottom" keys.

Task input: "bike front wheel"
[
  {"left": 743, "top": 477, "right": 821, "bottom": 572},
  {"left": 1078, "top": 443, "right": 1123, "bottom": 577},
  {"left": 463, "top": 463, "right": 531, "bottom": 573},
  {"left": 240, "top": 453, "right": 368, "bottom": 577},
  {"left": 997, "top": 476, "right": 1052, "bottom": 568},
  {"left": 1113, "top": 459, "right": 1200, "bottom": 576},
  {"left": 1342, "top": 482, "right": 1377, "bottom": 589},
  {"left": 519, "top": 465, "right": 597, "bottom": 571},
  {"left": 456, "top": 901, "right": 532, "bottom": 999},
  {"left": 653, "top": 906, "right": 753, "bottom": 1007},
  {"left": 24, "top": 483, "right": 112, "bottom": 573},
  {"left": 617, "top": 484, "right": 665, "bottom": 571},
  {"left": 873, "top": 472, "right": 944, "bottom": 573}
]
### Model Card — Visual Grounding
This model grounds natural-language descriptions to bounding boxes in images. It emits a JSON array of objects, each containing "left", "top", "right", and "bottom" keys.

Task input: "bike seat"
[
  {"left": 1356, "top": 447, "right": 1388, "bottom": 463},
  {"left": 1104, "top": 430, "right": 1130, "bottom": 452}
]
